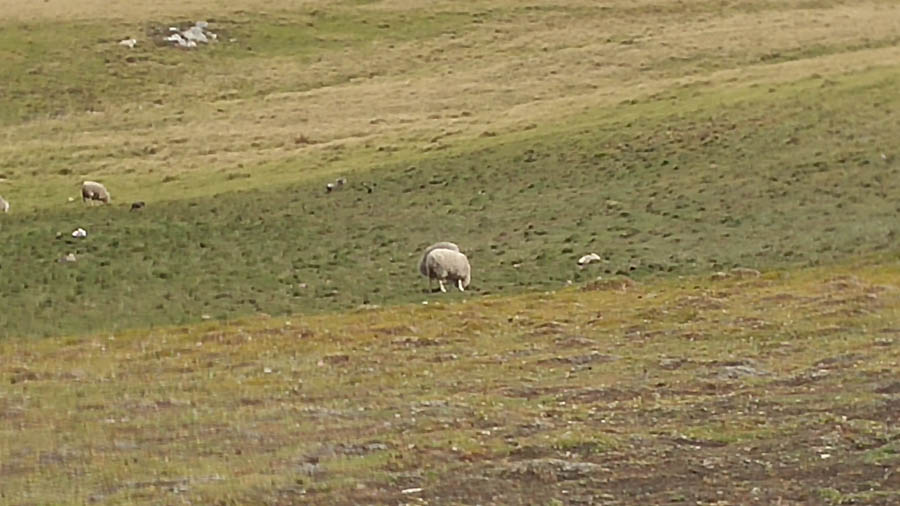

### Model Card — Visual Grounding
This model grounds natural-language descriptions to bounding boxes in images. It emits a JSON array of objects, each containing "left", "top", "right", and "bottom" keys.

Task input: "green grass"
[
  {"left": 2, "top": 66, "right": 899, "bottom": 337},
  {"left": 0, "top": 7, "right": 476, "bottom": 125}
]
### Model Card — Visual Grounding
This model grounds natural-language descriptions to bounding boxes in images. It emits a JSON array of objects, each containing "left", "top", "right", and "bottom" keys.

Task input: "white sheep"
[
  {"left": 577, "top": 253, "right": 601, "bottom": 266},
  {"left": 418, "top": 241, "right": 459, "bottom": 275},
  {"left": 423, "top": 248, "right": 471, "bottom": 293},
  {"left": 325, "top": 177, "right": 347, "bottom": 193},
  {"left": 82, "top": 181, "right": 110, "bottom": 204},
  {"left": 0, "top": 196, "right": 8, "bottom": 213},
  {"left": 418, "top": 241, "right": 460, "bottom": 291}
]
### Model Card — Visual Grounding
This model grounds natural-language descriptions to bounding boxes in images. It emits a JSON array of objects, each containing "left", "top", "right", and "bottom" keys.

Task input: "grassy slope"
[
  {"left": 3, "top": 0, "right": 900, "bottom": 201},
  {"left": 1, "top": 1, "right": 900, "bottom": 502},
  {"left": 2, "top": 66, "right": 899, "bottom": 337},
  {"left": 1, "top": 260, "right": 898, "bottom": 504}
]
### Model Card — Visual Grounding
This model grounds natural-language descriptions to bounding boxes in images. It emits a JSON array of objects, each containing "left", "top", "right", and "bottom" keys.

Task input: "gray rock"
[
  {"left": 502, "top": 458, "right": 607, "bottom": 481},
  {"left": 182, "top": 26, "right": 208, "bottom": 44},
  {"left": 718, "top": 364, "right": 769, "bottom": 379}
]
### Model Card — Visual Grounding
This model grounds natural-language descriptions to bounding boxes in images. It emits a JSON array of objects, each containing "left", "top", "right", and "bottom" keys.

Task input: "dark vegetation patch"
[{"left": 2, "top": 259, "right": 898, "bottom": 504}]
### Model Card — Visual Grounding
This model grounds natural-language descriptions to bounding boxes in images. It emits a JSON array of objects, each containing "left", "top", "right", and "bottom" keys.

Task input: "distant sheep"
[
  {"left": 325, "top": 177, "right": 347, "bottom": 193},
  {"left": 423, "top": 248, "right": 471, "bottom": 293},
  {"left": 577, "top": 253, "right": 601, "bottom": 266},
  {"left": 82, "top": 181, "right": 110, "bottom": 204},
  {"left": 0, "top": 196, "right": 8, "bottom": 213},
  {"left": 130, "top": 201, "right": 145, "bottom": 211}
]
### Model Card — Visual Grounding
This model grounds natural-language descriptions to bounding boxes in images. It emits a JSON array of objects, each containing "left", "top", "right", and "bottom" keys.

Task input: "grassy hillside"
[
  {"left": 1, "top": 2, "right": 899, "bottom": 332},
  {"left": 4, "top": 1, "right": 900, "bottom": 204},
  {"left": 2, "top": 260, "right": 898, "bottom": 504},
  {"left": 2, "top": 1, "right": 900, "bottom": 503},
  {"left": 2, "top": 65, "right": 898, "bottom": 337}
]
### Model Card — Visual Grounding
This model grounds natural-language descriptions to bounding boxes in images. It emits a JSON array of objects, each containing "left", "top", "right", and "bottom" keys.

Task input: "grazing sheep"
[
  {"left": 424, "top": 248, "right": 471, "bottom": 293},
  {"left": 82, "top": 181, "right": 110, "bottom": 204},
  {"left": 0, "top": 196, "right": 8, "bottom": 213},
  {"left": 130, "top": 201, "right": 146, "bottom": 211},
  {"left": 577, "top": 253, "right": 601, "bottom": 266},
  {"left": 418, "top": 241, "right": 460, "bottom": 288},
  {"left": 325, "top": 177, "right": 347, "bottom": 193}
]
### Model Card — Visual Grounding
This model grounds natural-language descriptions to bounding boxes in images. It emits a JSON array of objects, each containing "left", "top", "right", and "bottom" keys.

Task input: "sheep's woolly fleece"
[
  {"left": 424, "top": 248, "right": 471, "bottom": 292},
  {"left": 418, "top": 242, "right": 461, "bottom": 278},
  {"left": 82, "top": 181, "right": 110, "bottom": 203}
]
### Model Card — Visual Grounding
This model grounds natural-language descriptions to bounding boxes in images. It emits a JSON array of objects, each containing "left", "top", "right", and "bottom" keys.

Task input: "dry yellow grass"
[
  {"left": 3, "top": 1, "right": 899, "bottom": 208},
  {"left": 0, "top": 0, "right": 309, "bottom": 22}
]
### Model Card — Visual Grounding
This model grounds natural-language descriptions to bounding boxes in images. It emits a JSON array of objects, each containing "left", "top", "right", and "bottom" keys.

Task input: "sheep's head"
[{"left": 461, "top": 261, "right": 472, "bottom": 288}]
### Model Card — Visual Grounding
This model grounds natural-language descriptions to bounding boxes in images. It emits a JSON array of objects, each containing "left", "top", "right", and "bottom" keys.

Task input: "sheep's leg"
[
  {"left": 457, "top": 279, "right": 465, "bottom": 292},
  {"left": 438, "top": 280, "right": 447, "bottom": 293}
]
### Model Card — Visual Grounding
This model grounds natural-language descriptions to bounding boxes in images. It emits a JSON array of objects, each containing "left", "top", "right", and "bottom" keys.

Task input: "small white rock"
[{"left": 182, "top": 26, "right": 208, "bottom": 44}]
